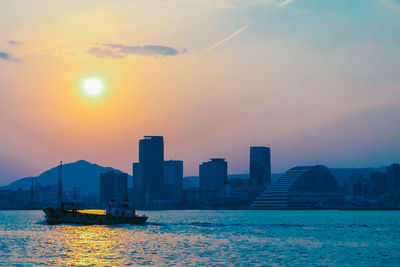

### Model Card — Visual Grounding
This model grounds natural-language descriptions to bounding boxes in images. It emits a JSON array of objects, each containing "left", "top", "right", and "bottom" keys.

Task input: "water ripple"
[{"left": 1, "top": 210, "right": 400, "bottom": 266}]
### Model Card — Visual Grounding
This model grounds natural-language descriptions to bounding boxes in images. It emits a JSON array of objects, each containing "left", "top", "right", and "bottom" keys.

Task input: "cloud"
[
  {"left": 88, "top": 46, "right": 124, "bottom": 59},
  {"left": 88, "top": 43, "right": 184, "bottom": 59},
  {"left": 8, "top": 40, "right": 21, "bottom": 46},
  {"left": 168, "top": 0, "right": 291, "bottom": 9},
  {"left": 0, "top": 52, "right": 11, "bottom": 60},
  {"left": 106, "top": 44, "right": 181, "bottom": 56},
  {"left": 168, "top": 0, "right": 284, "bottom": 9},
  {"left": 276, "top": 0, "right": 294, "bottom": 7},
  {"left": 380, "top": 0, "right": 400, "bottom": 9},
  {"left": 0, "top": 51, "right": 21, "bottom": 62}
]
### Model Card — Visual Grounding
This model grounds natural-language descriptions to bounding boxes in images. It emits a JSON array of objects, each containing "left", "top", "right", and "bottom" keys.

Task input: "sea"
[{"left": 1, "top": 210, "right": 400, "bottom": 266}]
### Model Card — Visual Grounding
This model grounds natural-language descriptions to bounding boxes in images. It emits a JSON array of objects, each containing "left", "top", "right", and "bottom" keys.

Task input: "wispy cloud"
[
  {"left": 0, "top": 52, "right": 11, "bottom": 60},
  {"left": 276, "top": 0, "right": 294, "bottom": 7},
  {"left": 88, "top": 43, "right": 184, "bottom": 59},
  {"left": 8, "top": 40, "right": 21, "bottom": 46},
  {"left": 168, "top": 0, "right": 291, "bottom": 9},
  {"left": 88, "top": 46, "right": 124, "bottom": 59},
  {"left": 106, "top": 44, "right": 181, "bottom": 56},
  {"left": 203, "top": 23, "right": 251, "bottom": 53},
  {"left": 380, "top": 0, "right": 400, "bottom": 9},
  {"left": 0, "top": 51, "right": 21, "bottom": 62}
]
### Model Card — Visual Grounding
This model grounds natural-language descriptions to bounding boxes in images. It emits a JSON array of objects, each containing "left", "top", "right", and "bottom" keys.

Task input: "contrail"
[
  {"left": 276, "top": 0, "right": 294, "bottom": 7},
  {"left": 202, "top": 23, "right": 251, "bottom": 53},
  {"left": 163, "top": 23, "right": 252, "bottom": 76}
]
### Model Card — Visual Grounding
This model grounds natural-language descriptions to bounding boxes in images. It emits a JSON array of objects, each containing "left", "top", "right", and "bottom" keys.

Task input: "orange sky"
[{"left": 1, "top": 0, "right": 400, "bottom": 184}]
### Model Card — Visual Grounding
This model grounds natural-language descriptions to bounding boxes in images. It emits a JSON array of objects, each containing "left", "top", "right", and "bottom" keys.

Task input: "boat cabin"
[{"left": 106, "top": 199, "right": 135, "bottom": 217}]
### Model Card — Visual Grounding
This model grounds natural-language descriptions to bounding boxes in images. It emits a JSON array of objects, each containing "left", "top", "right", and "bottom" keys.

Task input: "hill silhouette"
[
  {"left": 1, "top": 160, "right": 383, "bottom": 194},
  {"left": 330, "top": 167, "right": 380, "bottom": 186},
  {"left": 1, "top": 160, "right": 131, "bottom": 194}
]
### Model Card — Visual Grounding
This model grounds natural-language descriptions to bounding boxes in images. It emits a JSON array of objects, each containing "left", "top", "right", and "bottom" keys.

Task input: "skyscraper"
[
  {"left": 164, "top": 160, "right": 183, "bottom": 202},
  {"left": 100, "top": 171, "right": 128, "bottom": 204},
  {"left": 370, "top": 171, "right": 386, "bottom": 197},
  {"left": 199, "top": 158, "right": 227, "bottom": 193},
  {"left": 386, "top": 163, "right": 400, "bottom": 197},
  {"left": 250, "top": 146, "right": 271, "bottom": 186},
  {"left": 139, "top": 136, "right": 164, "bottom": 202},
  {"left": 132, "top": 162, "right": 143, "bottom": 204},
  {"left": 132, "top": 162, "right": 142, "bottom": 190}
]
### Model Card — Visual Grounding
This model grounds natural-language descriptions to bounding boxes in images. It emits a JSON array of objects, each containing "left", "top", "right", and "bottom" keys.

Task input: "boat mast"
[
  {"left": 57, "top": 161, "right": 63, "bottom": 208},
  {"left": 30, "top": 177, "right": 34, "bottom": 204}
]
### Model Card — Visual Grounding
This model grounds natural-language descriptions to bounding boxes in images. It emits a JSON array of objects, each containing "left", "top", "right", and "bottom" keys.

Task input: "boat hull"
[{"left": 43, "top": 208, "right": 148, "bottom": 225}]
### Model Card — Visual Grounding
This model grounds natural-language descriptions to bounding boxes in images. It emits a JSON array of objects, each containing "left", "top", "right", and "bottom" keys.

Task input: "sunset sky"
[{"left": 1, "top": 0, "right": 399, "bottom": 185}]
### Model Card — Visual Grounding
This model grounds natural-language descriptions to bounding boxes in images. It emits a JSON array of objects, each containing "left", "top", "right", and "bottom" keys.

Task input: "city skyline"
[
  {"left": 0, "top": 131, "right": 398, "bottom": 210},
  {"left": 1, "top": 0, "right": 400, "bottom": 185},
  {"left": 2, "top": 2, "right": 400, "bottom": 266},
  {"left": 0, "top": 139, "right": 398, "bottom": 187},
  {"left": 2, "top": 145, "right": 398, "bottom": 210}
]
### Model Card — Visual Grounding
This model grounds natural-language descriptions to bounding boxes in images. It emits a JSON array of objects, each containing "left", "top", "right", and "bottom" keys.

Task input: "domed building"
[{"left": 251, "top": 165, "right": 343, "bottom": 209}]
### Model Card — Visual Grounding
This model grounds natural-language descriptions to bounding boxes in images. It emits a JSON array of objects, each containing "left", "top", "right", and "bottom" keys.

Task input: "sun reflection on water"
[{"left": 60, "top": 225, "right": 130, "bottom": 266}]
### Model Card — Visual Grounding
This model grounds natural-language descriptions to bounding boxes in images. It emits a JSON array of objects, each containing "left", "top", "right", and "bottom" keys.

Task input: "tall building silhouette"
[
  {"left": 370, "top": 171, "right": 386, "bottom": 197},
  {"left": 131, "top": 162, "right": 143, "bottom": 204},
  {"left": 386, "top": 163, "right": 400, "bottom": 197},
  {"left": 250, "top": 146, "right": 271, "bottom": 186},
  {"left": 139, "top": 136, "right": 164, "bottom": 202},
  {"left": 132, "top": 162, "right": 141, "bottom": 190},
  {"left": 344, "top": 176, "right": 370, "bottom": 197},
  {"left": 100, "top": 171, "right": 128, "bottom": 204},
  {"left": 199, "top": 158, "right": 227, "bottom": 193},
  {"left": 164, "top": 160, "right": 183, "bottom": 202}
]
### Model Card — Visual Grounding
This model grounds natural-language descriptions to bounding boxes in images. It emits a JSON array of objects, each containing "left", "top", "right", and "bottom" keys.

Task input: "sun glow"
[{"left": 83, "top": 78, "right": 104, "bottom": 96}]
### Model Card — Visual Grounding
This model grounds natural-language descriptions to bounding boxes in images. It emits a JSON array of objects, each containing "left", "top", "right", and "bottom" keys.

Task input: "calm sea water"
[{"left": 1, "top": 210, "right": 400, "bottom": 266}]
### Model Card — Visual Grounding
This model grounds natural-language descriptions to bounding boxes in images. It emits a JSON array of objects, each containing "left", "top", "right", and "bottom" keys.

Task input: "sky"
[{"left": 1, "top": 0, "right": 399, "bottom": 185}]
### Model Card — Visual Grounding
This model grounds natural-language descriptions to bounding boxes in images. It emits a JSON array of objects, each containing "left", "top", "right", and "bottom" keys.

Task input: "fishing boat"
[
  {"left": 43, "top": 161, "right": 147, "bottom": 225},
  {"left": 43, "top": 200, "right": 148, "bottom": 225}
]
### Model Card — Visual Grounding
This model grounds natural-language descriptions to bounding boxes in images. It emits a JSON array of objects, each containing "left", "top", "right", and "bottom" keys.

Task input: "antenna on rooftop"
[{"left": 57, "top": 161, "right": 63, "bottom": 208}]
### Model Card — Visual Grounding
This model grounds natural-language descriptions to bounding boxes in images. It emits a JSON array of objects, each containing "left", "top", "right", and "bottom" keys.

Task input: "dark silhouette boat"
[
  {"left": 43, "top": 161, "right": 147, "bottom": 225},
  {"left": 43, "top": 200, "right": 148, "bottom": 225}
]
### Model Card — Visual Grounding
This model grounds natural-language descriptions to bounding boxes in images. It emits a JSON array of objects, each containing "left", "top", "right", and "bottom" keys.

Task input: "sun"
[{"left": 83, "top": 78, "right": 104, "bottom": 96}]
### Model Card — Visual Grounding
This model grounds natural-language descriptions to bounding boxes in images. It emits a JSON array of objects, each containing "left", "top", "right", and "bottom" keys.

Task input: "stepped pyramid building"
[{"left": 251, "top": 165, "right": 343, "bottom": 209}]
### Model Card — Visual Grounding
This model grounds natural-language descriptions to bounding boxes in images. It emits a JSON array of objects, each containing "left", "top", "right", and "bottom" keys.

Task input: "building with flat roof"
[
  {"left": 199, "top": 158, "right": 227, "bottom": 194},
  {"left": 100, "top": 171, "right": 128, "bottom": 205},
  {"left": 386, "top": 164, "right": 400, "bottom": 198},
  {"left": 131, "top": 162, "right": 143, "bottom": 205},
  {"left": 139, "top": 136, "right": 164, "bottom": 202},
  {"left": 370, "top": 171, "right": 386, "bottom": 197},
  {"left": 250, "top": 146, "right": 271, "bottom": 186},
  {"left": 164, "top": 160, "right": 183, "bottom": 203}
]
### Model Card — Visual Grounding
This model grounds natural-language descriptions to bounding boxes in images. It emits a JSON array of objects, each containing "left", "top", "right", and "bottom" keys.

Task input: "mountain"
[
  {"left": 1, "top": 160, "right": 131, "bottom": 194},
  {"left": 2, "top": 160, "right": 385, "bottom": 193},
  {"left": 183, "top": 173, "right": 284, "bottom": 189},
  {"left": 330, "top": 167, "right": 381, "bottom": 186}
]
